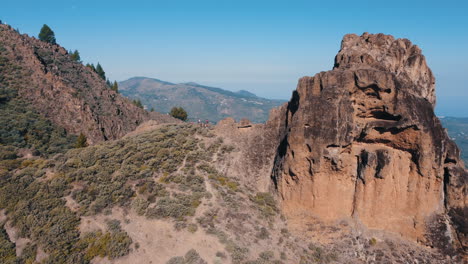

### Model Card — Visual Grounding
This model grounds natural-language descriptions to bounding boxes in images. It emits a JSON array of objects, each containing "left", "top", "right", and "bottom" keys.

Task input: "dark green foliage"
[
  {"left": 80, "top": 230, "right": 132, "bottom": 261},
  {"left": 146, "top": 193, "right": 200, "bottom": 220},
  {"left": 111, "top": 81, "right": 119, "bottom": 93},
  {"left": 0, "top": 95, "right": 77, "bottom": 156},
  {"left": 227, "top": 244, "right": 249, "bottom": 264},
  {"left": 133, "top": 99, "right": 143, "bottom": 109},
  {"left": 86, "top": 63, "right": 96, "bottom": 72},
  {"left": 0, "top": 224, "right": 16, "bottom": 263},
  {"left": 302, "top": 243, "right": 338, "bottom": 263},
  {"left": 170, "top": 106, "right": 188, "bottom": 121},
  {"left": 166, "top": 249, "right": 207, "bottom": 264},
  {"left": 75, "top": 133, "right": 88, "bottom": 148},
  {"left": 95, "top": 63, "right": 106, "bottom": 80},
  {"left": 0, "top": 145, "right": 17, "bottom": 160},
  {"left": 38, "top": 24, "right": 56, "bottom": 44},
  {"left": 106, "top": 219, "right": 122, "bottom": 233},
  {"left": 256, "top": 227, "right": 270, "bottom": 240},
  {"left": 0, "top": 165, "right": 82, "bottom": 263},
  {"left": 70, "top": 50, "right": 81, "bottom": 62}
]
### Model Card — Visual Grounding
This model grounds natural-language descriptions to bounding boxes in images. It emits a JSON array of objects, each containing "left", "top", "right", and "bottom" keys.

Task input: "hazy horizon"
[{"left": 2, "top": 0, "right": 467, "bottom": 116}]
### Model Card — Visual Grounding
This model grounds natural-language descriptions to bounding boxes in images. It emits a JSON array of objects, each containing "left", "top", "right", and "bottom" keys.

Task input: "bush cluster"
[{"left": 166, "top": 249, "right": 207, "bottom": 264}]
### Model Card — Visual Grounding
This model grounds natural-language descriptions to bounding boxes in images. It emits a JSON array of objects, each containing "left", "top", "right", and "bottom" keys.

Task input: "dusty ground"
[{"left": 80, "top": 208, "right": 225, "bottom": 264}]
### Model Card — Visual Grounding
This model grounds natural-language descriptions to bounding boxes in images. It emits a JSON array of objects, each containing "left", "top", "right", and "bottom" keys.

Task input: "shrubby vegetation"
[
  {"left": 170, "top": 106, "right": 188, "bottom": 121},
  {"left": 70, "top": 50, "right": 81, "bottom": 62},
  {"left": 0, "top": 224, "right": 16, "bottom": 263},
  {"left": 79, "top": 222, "right": 132, "bottom": 261},
  {"left": 0, "top": 124, "right": 224, "bottom": 262},
  {"left": 132, "top": 99, "right": 144, "bottom": 109},
  {"left": 0, "top": 46, "right": 77, "bottom": 156},
  {"left": 166, "top": 249, "right": 207, "bottom": 264},
  {"left": 0, "top": 114, "right": 273, "bottom": 263}
]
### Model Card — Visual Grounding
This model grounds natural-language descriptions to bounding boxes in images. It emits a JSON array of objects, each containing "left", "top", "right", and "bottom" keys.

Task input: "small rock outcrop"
[
  {"left": 269, "top": 33, "right": 467, "bottom": 255},
  {"left": 0, "top": 24, "right": 174, "bottom": 144}
]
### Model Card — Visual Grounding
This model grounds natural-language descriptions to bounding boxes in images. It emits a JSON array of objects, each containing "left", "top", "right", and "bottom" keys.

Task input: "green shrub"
[
  {"left": 166, "top": 249, "right": 207, "bottom": 264},
  {"left": 187, "top": 223, "right": 198, "bottom": 233},
  {"left": 82, "top": 230, "right": 132, "bottom": 261},
  {"left": 169, "top": 107, "right": 188, "bottom": 121},
  {"left": 0, "top": 224, "right": 16, "bottom": 263},
  {"left": 256, "top": 227, "right": 270, "bottom": 240},
  {"left": 250, "top": 192, "right": 277, "bottom": 218}
]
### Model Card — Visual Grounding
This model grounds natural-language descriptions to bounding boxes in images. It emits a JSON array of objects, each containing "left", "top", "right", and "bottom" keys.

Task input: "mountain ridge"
[
  {"left": 0, "top": 24, "right": 177, "bottom": 145},
  {"left": 119, "top": 77, "right": 286, "bottom": 123}
]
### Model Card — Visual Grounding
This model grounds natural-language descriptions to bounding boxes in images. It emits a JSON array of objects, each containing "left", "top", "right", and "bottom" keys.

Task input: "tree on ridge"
[
  {"left": 170, "top": 107, "right": 188, "bottom": 121},
  {"left": 95, "top": 63, "right": 106, "bottom": 80},
  {"left": 38, "top": 24, "right": 56, "bottom": 44}
]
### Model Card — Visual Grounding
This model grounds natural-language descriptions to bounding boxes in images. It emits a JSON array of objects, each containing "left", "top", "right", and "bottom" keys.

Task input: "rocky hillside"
[
  {"left": 441, "top": 117, "right": 468, "bottom": 165},
  {"left": 0, "top": 24, "right": 174, "bottom": 145},
  {"left": 1, "top": 122, "right": 455, "bottom": 264},
  {"left": 118, "top": 77, "right": 286, "bottom": 123}
]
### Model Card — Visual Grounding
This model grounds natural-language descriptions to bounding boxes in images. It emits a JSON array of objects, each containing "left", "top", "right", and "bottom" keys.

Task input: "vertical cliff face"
[
  {"left": 272, "top": 33, "right": 467, "bottom": 254},
  {"left": 0, "top": 24, "right": 175, "bottom": 144}
]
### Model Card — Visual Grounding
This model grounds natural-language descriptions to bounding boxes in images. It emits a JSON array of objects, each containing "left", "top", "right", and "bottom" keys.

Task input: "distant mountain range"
[
  {"left": 119, "top": 77, "right": 287, "bottom": 123},
  {"left": 440, "top": 116, "right": 468, "bottom": 166}
]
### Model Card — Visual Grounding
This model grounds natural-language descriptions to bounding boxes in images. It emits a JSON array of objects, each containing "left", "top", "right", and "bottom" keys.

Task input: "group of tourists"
[{"left": 197, "top": 119, "right": 210, "bottom": 128}]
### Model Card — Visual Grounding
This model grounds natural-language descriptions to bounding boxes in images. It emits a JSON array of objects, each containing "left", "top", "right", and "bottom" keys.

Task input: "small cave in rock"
[{"left": 370, "top": 110, "right": 401, "bottom": 121}]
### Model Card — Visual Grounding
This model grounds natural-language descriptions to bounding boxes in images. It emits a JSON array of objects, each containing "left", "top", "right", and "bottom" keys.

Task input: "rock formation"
[
  {"left": 267, "top": 33, "right": 467, "bottom": 256},
  {"left": 0, "top": 24, "right": 175, "bottom": 144}
]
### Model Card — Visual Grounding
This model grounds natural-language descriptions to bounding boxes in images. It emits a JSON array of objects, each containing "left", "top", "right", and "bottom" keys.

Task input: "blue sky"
[{"left": 2, "top": 0, "right": 467, "bottom": 116}]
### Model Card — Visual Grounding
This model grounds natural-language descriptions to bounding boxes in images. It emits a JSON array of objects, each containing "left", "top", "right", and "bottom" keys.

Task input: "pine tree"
[
  {"left": 111, "top": 81, "right": 119, "bottom": 93},
  {"left": 75, "top": 133, "right": 88, "bottom": 148},
  {"left": 133, "top": 99, "right": 144, "bottom": 109},
  {"left": 150, "top": 107, "right": 154, "bottom": 112},
  {"left": 95, "top": 63, "right": 106, "bottom": 80},
  {"left": 86, "top": 63, "right": 96, "bottom": 72},
  {"left": 38, "top": 24, "right": 56, "bottom": 44},
  {"left": 170, "top": 107, "right": 188, "bottom": 121},
  {"left": 70, "top": 50, "right": 81, "bottom": 62}
]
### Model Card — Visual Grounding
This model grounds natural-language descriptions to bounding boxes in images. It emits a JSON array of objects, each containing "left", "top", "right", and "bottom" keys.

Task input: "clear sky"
[{"left": 2, "top": 0, "right": 467, "bottom": 116}]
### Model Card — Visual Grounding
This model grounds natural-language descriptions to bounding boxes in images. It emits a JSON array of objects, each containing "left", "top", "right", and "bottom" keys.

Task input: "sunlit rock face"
[{"left": 271, "top": 32, "right": 467, "bottom": 254}]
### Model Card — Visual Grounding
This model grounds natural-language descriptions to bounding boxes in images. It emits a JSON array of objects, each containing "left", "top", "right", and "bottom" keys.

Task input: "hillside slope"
[
  {"left": 0, "top": 24, "right": 174, "bottom": 144},
  {"left": 119, "top": 77, "right": 286, "bottom": 123},
  {"left": 0, "top": 123, "right": 452, "bottom": 264}
]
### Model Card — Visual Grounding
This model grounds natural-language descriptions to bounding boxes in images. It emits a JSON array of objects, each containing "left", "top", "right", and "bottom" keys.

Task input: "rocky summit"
[
  {"left": 274, "top": 32, "right": 466, "bottom": 255},
  {"left": 220, "top": 32, "right": 467, "bottom": 261}
]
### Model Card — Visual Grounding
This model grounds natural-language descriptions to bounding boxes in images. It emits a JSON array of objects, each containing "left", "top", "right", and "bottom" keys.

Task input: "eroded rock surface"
[{"left": 264, "top": 33, "right": 466, "bottom": 256}]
